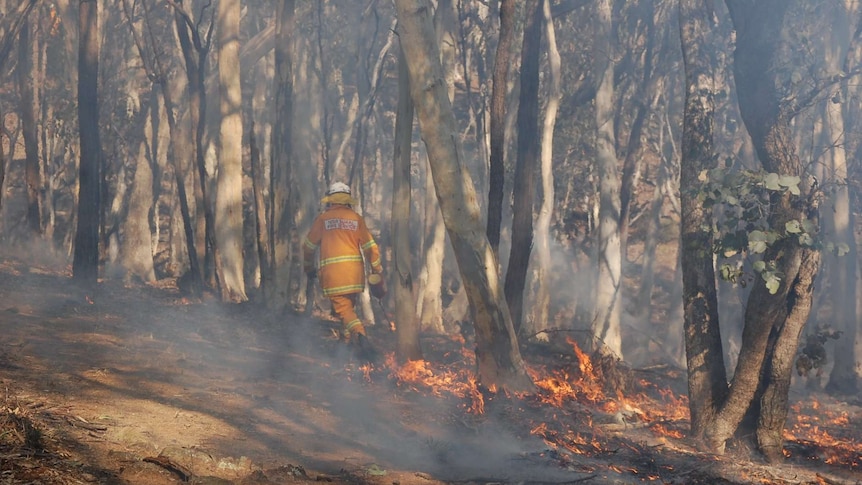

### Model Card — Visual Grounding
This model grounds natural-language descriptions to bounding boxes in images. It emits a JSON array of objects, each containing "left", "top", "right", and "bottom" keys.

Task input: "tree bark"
[
  {"left": 214, "top": 0, "right": 247, "bottom": 302},
  {"left": 704, "top": 0, "right": 824, "bottom": 460},
  {"left": 17, "top": 15, "right": 42, "bottom": 236},
  {"left": 73, "top": 0, "right": 101, "bottom": 287},
  {"left": 393, "top": 44, "right": 422, "bottom": 362},
  {"left": 824, "top": 3, "right": 859, "bottom": 395},
  {"left": 268, "top": 0, "right": 296, "bottom": 311},
  {"left": 678, "top": 0, "right": 728, "bottom": 441},
  {"left": 527, "top": 0, "right": 561, "bottom": 339},
  {"left": 393, "top": 0, "right": 533, "bottom": 393},
  {"left": 486, "top": 0, "right": 516, "bottom": 253},
  {"left": 173, "top": 0, "right": 216, "bottom": 285},
  {"left": 504, "top": 0, "right": 541, "bottom": 334},
  {"left": 591, "top": 0, "right": 622, "bottom": 357}
]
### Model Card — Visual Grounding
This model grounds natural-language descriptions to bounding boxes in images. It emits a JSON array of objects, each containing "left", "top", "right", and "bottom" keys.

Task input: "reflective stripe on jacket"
[{"left": 303, "top": 204, "right": 382, "bottom": 297}]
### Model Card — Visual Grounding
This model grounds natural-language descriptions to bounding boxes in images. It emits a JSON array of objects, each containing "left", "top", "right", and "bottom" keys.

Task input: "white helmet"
[{"left": 327, "top": 181, "right": 351, "bottom": 196}]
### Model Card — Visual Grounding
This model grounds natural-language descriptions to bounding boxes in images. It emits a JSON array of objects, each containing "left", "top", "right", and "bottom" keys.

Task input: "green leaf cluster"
[{"left": 701, "top": 168, "right": 813, "bottom": 295}]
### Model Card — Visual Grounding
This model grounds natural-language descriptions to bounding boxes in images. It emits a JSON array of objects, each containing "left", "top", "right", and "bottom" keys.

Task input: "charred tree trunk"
[
  {"left": 394, "top": 0, "right": 533, "bottom": 393},
  {"left": 486, "top": 0, "right": 516, "bottom": 253},
  {"left": 504, "top": 0, "right": 541, "bottom": 334},
  {"left": 73, "top": 0, "right": 101, "bottom": 287},
  {"left": 268, "top": 0, "right": 296, "bottom": 312},
  {"left": 678, "top": 0, "right": 728, "bottom": 441}
]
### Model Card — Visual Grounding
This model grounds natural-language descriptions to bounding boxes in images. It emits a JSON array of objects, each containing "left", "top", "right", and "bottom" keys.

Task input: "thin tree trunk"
[
  {"left": 214, "top": 0, "right": 247, "bottom": 302},
  {"left": 394, "top": 0, "right": 533, "bottom": 393},
  {"left": 73, "top": 0, "right": 101, "bottom": 287},
  {"left": 418, "top": 166, "right": 446, "bottom": 334},
  {"left": 527, "top": 0, "right": 561, "bottom": 339},
  {"left": 393, "top": 44, "right": 422, "bottom": 361},
  {"left": 591, "top": 0, "right": 622, "bottom": 358},
  {"left": 18, "top": 15, "right": 41, "bottom": 236},
  {"left": 268, "top": 0, "right": 296, "bottom": 311},
  {"left": 486, "top": 0, "right": 516, "bottom": 252},
  {"left": 824, "top": 6, "right": 859, "bottom": 395},
  {"left": 504, "top": 0, "right": 541, "bottom": 334},
  {"left": 679, "top": 0, "right": 727, "bottom": 441}
]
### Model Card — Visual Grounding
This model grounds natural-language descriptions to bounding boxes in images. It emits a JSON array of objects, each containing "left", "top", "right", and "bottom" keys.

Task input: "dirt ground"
[{"left": 1, "top": 254, "right": 861, "bottom": 485}]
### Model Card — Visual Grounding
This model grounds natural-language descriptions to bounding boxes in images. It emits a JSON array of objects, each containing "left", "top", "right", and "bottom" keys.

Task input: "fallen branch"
[{"left": 143, "top": 455, "right": 193, "bottom": 482}]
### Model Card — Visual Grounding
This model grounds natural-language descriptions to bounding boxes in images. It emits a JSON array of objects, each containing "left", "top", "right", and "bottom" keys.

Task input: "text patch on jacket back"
[{"left": 325, "top": 219, "right": 358, "bottom": 231}]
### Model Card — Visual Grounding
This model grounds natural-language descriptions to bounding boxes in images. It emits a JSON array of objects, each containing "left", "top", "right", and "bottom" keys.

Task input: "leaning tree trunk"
[
  {"left": 73, "top": 0, "right": 101, "bottom": 287},
  {"left": 393, "top": 44, "right": 423, "bottom": 362},
  {"left": 678, "top": 0, "right": 728, "bottom": 442},
  {"left": 393, "top": 0, "right": 533, "bottom": 393},
  {"left": 214, "top": 0, "right": 247, "bottom": 303},
  {"left": 504, "top": 0, "right": 541, "bottom": 335}
]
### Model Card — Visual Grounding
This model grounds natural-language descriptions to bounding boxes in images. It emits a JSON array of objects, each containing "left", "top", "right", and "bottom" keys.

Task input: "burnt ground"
[{"left": 0, "top": 254, "right": 861, "bottom": 485}]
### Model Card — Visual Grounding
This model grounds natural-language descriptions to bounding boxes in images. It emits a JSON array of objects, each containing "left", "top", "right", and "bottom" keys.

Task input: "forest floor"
[{"left": 0, "top": 253, "right": 861, "bottom": 485}]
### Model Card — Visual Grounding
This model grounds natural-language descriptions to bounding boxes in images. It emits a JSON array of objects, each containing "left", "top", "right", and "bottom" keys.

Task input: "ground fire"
[{"left": 355, "top": 334, "right": 862, "bottom": 482}]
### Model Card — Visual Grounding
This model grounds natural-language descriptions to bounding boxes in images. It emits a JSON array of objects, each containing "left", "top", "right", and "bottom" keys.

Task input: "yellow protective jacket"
[{"left": 303, "top": 204, "right": 382, "bottom": 297}]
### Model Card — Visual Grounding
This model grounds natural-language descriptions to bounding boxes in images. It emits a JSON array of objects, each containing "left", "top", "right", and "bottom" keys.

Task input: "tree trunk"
[
  {"left": 527, "top": 0, "right": 561, "bottom": 340},
  {"left": 705, "top": 0, "right": 823, "bottom": 460},
  {"left": 678, "top": 0, "right": 728, "bottom": 441},
  {"left": 486, "top": 0, "right": 515, "bottom": 253},
  {"left": 73, "top": 0, "right": 101, "bottom": 287},
  {"left": 268, "top": 0, "right": 296, "bottom": 311},
  {"left": 393, "top": 0, "right": 533, "bottom": 393},
  {"left": 591, "top": 0, "right": 622, "bottom": 358},
  {"left": 504, "top": 0, "right": 541, "bottom": 334},
  {"left": 823, "top": 5, "right": 859, "bottom": 395},
  {"left": 121, "top": 105, "right": 156, "bottom": 284},
  {"left": 173, "top": 0, "right": 216, "bottom": 285},
  {"left": 393, "top": 44, "right": 422, "bottom": 361},
  {"left": 214, "top": 0, "right": 247, "bottom": 302},
  {"left": 18, "top": 16, "right": 42, "bottom": 237},
  {"left": 418, "top": 165, "right": 446, "bottom": 334}
]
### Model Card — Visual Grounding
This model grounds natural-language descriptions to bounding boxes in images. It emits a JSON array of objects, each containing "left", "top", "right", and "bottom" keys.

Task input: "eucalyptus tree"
[
  {"left": 504, "top": 0, "right": 541, "bottom": 334},
  {"left": 214, "top": 0, "right": 247, "bottom": 302},
  {"left": 485, "top": 0, "right": 516, "bottom": 253},
  {"left": 820, "top": 0, "right": 859, "bottom": 397},
  {"left": 17, "top": 10, "right": 41, "bottom": 236},
  {"left": 678, "top": 0, "right": 855, "bottom": 461},
  {"left": 591, "top": 0, "right": 622, "bottom": 358},
  {"left": 392, "top": 44, "right": 422, "bottom": 361},
  {"left": 679, "top": 0, "right": 726, "bottom": 442},
  {"left": 393, "top": 0, "right": 533, "bottom": 393},
  {"left": 266, "top": 0, "right": 296, "bottom": 312},
  {"left": 0, "top": 0, "right": 40, "bottom": 213},
  {"left": 73, "top": 0, "right": 101, "bottom": 286},
  {"left": 527, "top": 0, "right": 562, "bottom": 339}
]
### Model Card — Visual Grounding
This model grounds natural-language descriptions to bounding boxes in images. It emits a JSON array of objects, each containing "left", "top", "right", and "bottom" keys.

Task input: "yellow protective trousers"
[{"left": 330, "top": 294, "right": 366, "bottom": 339}]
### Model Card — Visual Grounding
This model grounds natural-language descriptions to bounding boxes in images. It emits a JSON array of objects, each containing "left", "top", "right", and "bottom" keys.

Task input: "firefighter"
[{"left": 303, "top": 182, "right": 383, "bottom": 359}]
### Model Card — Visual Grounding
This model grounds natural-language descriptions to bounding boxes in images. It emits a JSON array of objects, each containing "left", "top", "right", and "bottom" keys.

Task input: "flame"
[
  {"left": 785, "top": 399, "right": 862, "bottom": 468},
  {"left": 385, "top": 353, "right": 485, "bottom": 414}
]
